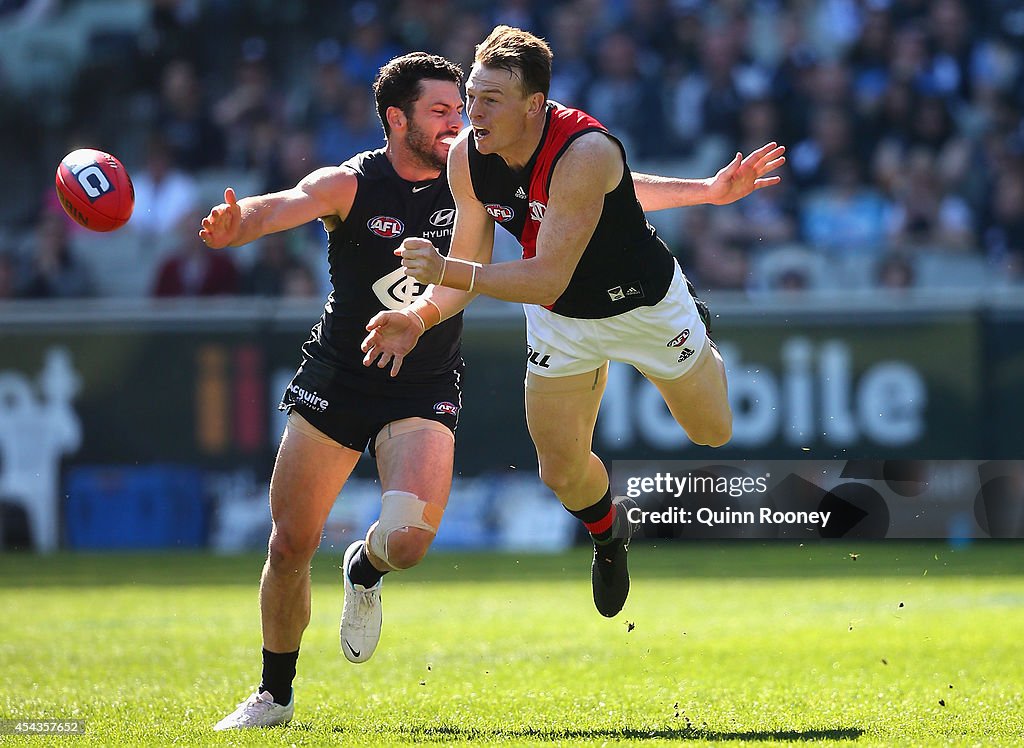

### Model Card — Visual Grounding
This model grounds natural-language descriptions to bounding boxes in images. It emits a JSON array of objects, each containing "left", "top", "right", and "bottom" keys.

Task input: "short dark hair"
[
  {"left": 474, "top": 25, "right": 552, "bottom": 98},
  {"left": 372, "top": 52, "right": 463, "bottom": 137}
]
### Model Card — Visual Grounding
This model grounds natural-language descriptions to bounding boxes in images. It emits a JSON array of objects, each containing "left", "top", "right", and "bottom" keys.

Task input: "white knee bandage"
[{"left": 366, "top": 490, "right": 442, "bottom": 570}]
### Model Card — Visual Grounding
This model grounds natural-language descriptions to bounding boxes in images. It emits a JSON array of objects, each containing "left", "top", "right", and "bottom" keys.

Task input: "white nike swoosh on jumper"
[{"left": 412, "top": 184, "right": 431, "bottom": 193}]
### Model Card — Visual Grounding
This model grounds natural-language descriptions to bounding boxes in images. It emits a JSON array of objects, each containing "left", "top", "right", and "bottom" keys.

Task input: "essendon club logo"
[
  {"left": 485, "top": 204, "right": 514, "bottom": 223},
  {"left": 529, "top": 200, "right": 546, "bottom": 222},
  {"left": 434, "top": 401, "right": 459, "bottom": 416},
  {"left": 667, "top": 329, "right": 690, "bottom": 348},
  {"left": 367, "top": 215, "right": 404, "bottom": 238}
]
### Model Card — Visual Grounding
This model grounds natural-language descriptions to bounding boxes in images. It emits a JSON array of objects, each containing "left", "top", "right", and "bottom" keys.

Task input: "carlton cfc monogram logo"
[
  {"left": 367, "top": 215, "right": 404, "bottom": 238},
  {"left": 371, "top": 266, "right": 427, "bottom": 310}
]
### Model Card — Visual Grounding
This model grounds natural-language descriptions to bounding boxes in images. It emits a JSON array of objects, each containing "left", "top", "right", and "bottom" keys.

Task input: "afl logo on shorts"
[
  {"left": 429, "top": 208, "right": 455, "bottom": 227},
  {"left": 367, "top": 215, "right": 404, "bottom": 238},
  {"left": 485, "top": 204, "right": 514, "bottom": 223},
  {"left": 667, "top": 329, "right": 690, "bottom": 347},
  {"left": 433, "top": 401, "right": 459, "bottom": 416}
]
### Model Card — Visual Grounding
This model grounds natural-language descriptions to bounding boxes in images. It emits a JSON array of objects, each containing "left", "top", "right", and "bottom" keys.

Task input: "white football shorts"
[{"left": 524, "top": 261, "right": 709, "bottom": 380}]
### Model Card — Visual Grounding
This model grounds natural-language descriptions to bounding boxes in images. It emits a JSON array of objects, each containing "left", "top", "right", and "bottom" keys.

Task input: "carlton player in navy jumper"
[
  {"left": 363, "top": 27, "right": 785, "bottom": 620},
  {"left": 199, "top": 53, "right": 467, "bottom": 731}
]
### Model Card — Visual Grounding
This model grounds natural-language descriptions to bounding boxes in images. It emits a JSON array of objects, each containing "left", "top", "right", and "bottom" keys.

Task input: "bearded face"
[{"left": 405, "top": 114, "right": 448, "bottom": 172}]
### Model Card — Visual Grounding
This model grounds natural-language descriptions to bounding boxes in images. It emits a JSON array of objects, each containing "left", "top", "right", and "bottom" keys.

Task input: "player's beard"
[{"left": 406, "top": 119, "right": 447, "bottom": 173}]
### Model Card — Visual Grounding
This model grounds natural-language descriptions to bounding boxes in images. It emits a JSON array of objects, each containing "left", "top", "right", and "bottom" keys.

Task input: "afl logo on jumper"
[
  {"left": 371, "top": 266, "right": 427, "bottom": 310},
  {"left": 485, "top": 204, "right": 514, "bottom": 223},
  {"left": 429, "top": 208, "right": 456, "bottom": 227},
  {"left": 667, "top": 329, "right": 690, "bottom": 348},
  {"left": 367, "top": 215, "right": 404, "bottom": 238},
  {"left": 434, "top": 401, "right": 459, "bottom": 416}
]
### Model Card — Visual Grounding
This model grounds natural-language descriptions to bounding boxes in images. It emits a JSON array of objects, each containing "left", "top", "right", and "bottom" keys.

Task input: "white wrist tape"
[{"left": 407, "top": 308, "right": 426, "bottom": 333}]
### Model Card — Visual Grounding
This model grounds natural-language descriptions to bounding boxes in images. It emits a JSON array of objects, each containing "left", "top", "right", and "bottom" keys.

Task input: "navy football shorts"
[{"left": 279, "top": 359, "right": 462, "bottom": 456}]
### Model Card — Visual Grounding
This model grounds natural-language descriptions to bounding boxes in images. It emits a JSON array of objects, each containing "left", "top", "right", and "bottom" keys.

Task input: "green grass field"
[{"left": 1, "top": 542, "right": 1022, "bottom": 746}]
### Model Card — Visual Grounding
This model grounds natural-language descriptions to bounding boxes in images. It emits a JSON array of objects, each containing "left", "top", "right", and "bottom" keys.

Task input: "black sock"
[
  {"left": 259, "top": 648, "right": 298, "bottom": 706},
  {"left": 567, "top": 489, "right": 620, "bottom": 550},
  {"left": 348, "top": 544, "right": 388, "bottom": 588}
]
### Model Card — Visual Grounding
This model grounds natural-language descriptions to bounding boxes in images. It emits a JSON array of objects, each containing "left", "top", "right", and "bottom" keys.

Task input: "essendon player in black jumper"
[
  {"left": 200, "top": 53, "right": 466, "bottom": 731},
  {"left": 364, "top": 28, "right": 785, "bottom": 620}
]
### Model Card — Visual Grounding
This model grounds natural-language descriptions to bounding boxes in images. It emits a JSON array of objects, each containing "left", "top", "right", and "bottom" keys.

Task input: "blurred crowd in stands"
[{"left": 0, "top": 0, "right": 1022, "bottom": 301}]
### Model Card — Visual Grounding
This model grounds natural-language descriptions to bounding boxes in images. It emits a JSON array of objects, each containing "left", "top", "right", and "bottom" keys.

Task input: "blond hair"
[{"left": 474, "top": 25, "right": 552, "bottom": 97}]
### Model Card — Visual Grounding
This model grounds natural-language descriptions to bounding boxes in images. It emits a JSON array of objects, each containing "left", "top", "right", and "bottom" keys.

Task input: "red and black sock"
[
  {"left": 568, "top": 488, "right": 619, "bottom": 548},
  {"left": 259, "top": 647, "right": 298, "bottom": 706}
]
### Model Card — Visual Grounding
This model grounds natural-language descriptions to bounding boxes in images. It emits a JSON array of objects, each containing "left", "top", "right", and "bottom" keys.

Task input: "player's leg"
[
  {"left": 340, "top": 417, "right": 454, "bottom": 663},
  {"left": 609, "top": 263, "right": 732, "bottom": 447},
  {"left": 526, "top": 366, "right": 635, "bottom": 617},
  {"left": 371, "top": 418, "right": 454, "bottom": 567},
  {"left": 646, "top": 337, "right": 732, "bottom": 447},
  {"left": 215, "top": 412, "right": 360, "bottom": 730},
  {"left": 262, "top": 413, "right": 362, "bottom": 654},
  {"left": 526, "top": 366, "right": 609, "bottom": 510}
]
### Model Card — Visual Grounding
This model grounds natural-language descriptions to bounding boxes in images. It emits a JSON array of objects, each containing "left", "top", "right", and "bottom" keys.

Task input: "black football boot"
[{"left": 592, "top": 497, "right": 639, "bottom": 618}]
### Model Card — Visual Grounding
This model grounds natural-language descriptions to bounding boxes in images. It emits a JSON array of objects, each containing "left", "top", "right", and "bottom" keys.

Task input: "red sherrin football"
[{"left": 55, "top": 148, "right": 135, "bottom": 232}]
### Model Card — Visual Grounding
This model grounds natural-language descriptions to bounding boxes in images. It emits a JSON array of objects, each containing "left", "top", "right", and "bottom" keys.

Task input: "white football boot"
[
  {"left": 213, "top": 689, "right": 294, "bottom": 731},
  {"left": 340, "top": 540, "right": 383, "bottom": 663}
]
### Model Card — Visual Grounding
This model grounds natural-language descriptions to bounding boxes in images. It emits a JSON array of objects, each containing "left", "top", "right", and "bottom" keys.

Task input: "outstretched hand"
[
  {"left": 199, "top": 187, "right": 242, "bottom": 248},
  {"left": 361, "top": 310, "right": 424, "bottom": 377},
  {"left": 705, "top": 142, "right": 787, "bottom": 206}
]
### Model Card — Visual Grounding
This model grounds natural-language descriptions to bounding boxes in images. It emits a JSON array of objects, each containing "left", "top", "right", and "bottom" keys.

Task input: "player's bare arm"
[
  {"left": 392, "top": 133, "right": 496, "bottom": 293},
  {"left": 199, "top": 167, "right": 358, "bottom": 248},
  {"left": 442, "top": 131, "right": 498, "bottom": 266},
  {"left": 631, "top": 141, "right": 786, "bottom": 212},
  {"left": 399, "top": 131, "right": 617, "bottom": 306},
  {"left": 362, "top": 135, "right": 494, "bottom": 377}
]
